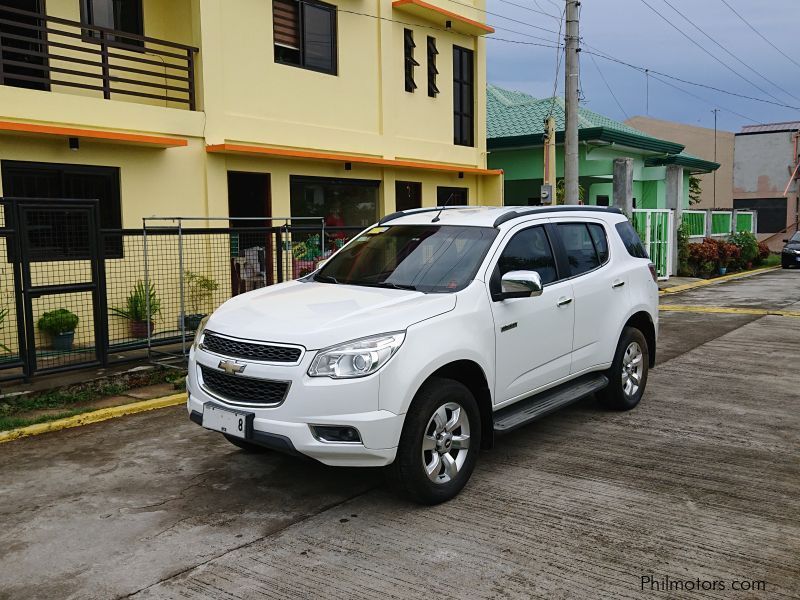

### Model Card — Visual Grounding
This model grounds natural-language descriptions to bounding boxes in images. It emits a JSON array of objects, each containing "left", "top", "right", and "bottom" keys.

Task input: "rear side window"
[
  {"left": 587, "top": 223, "right": 609, "bottom": 263},
  {"left": 615, "top": 221, "right": 649, "bottom": 259},
  {"left": 497, "top": 226, "right": 558, "bottom": 284},
  {"left": 557, "top": 223, "right": 600, "bottom": 276}
]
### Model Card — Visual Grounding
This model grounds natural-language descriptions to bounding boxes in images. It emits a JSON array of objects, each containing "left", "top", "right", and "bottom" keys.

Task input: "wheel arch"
[
  {"left": 424, "top": 360, "right": 494, "bottom": 450},
  {"left": 623, "top": 311, "right": 657, "bottom": 367}
]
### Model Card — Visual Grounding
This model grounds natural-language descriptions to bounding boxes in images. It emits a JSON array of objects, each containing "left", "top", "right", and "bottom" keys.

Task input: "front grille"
[
  {"left": 202, "top": 332, "right": 302, "bottom": 363},
  {"left": 200, "top": 365, "right": 290, "bottom": 406}
]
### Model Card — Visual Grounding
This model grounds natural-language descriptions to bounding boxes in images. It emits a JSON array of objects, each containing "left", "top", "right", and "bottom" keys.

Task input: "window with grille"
[
  {"left": 404, "top": 28, "right": 418, "bottom": 92},
  {"left": 273, "top": 0, "right": 337, "bottom": 75},
  {"left": 427, "top": 36, "right": 439, "bottom": 97},
  {"left": 453, "top": 45, "right": 474, "bottom": 146}
]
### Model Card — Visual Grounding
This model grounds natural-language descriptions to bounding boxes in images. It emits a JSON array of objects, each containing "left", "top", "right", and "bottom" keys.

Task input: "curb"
[
  {"left": 0, "top": 392, "right": 187, "bottom": 444},
  {"left": 659, "top": 266, "right": 780, "bottom": 295}
]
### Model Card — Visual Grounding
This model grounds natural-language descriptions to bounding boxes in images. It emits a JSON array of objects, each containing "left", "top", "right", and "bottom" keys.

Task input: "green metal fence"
[
  {"left": 682, "top": 211, "right": 706, "bottom": 237},
  {"left": 632, "top": 209, "right": 673, "bottom": 279},
  {"left": 735, "top": 212, "right": 754, "bottom": 233},
  {"left": 711, "top": 212, "right": 732, "bottom": 236}
]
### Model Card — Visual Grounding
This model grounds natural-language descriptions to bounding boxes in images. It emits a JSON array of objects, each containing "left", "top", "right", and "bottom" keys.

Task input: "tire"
[
  {"left": 223, "top": 434, "right": 269, "bottom": 453},
  {"left": 386, "top": 377, "right": 481, "bottom": 505},
  {"left": 597, "top": 326, "right": 649, "bottom": 411}
]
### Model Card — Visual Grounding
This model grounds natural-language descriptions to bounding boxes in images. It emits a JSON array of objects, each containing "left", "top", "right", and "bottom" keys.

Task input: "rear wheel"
[
  {"left": 386, "top": 377, "right": 481, "bottom": 504},
  {"left": 223, "top": 434, "right": 269, "bottom": 453},
  {"left": 598, "top": 326, "right": 649, "bottom": 411}
]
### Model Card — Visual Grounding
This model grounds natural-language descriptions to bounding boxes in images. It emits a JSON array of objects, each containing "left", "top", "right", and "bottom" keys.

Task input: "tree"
[
  {"left": 555, "top": 178, "right": 585, "bottom": 205},
  {"left": 689, "top": 175, "right": 702, "bottom": 205}
]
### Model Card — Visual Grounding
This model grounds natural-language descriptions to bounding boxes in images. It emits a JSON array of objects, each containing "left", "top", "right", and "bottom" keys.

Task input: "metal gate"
[
  {"left": 632, "top": 209, "right": 673, "bottom": 280},
  {"left": 0, "top": 198, "right": 107, "bottom": 378}
]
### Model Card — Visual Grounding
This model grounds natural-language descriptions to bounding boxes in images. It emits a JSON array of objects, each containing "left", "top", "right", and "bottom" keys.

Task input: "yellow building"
[
  {"left": 0, "top": 0, "right": 502, "bottom": 226},
  {"left": 0, "top": 0, "right": 501, "bottom": 376}
]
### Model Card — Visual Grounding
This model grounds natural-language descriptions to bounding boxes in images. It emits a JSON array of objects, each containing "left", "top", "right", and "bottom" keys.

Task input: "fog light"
[{"left": 311, "top": 425, "right": 362, "bottom": 443}]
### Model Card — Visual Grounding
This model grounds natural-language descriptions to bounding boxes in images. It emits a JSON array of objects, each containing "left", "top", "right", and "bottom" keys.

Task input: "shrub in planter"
[
  {"left": 718, "top": 242, "right": 740, "bottom": 274},
  {"left": 676, "top": 221, "right": 692, "bottom": 276},
  {"left": 729, "top": 231, "right": 758, "bottom": 269},
  {"left": 755, "top": 242, "right": 771, "bottom": 266},
  {"left": 111, "top": 281, "right": 161, "bottom": 339},
  {"left": 184, "top": 271, "right": 219, "bottom": 330},
  {"left": 687, "top": 238, "right": 721, "bottom": 278},
  {"left": 37, "top": 308, "right": 79, "bottom": 351}
]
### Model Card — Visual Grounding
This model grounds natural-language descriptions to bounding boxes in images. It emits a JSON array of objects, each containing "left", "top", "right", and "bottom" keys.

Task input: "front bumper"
[
  {"left": 782, "top": 252, "right": 800, "bottom": 267},
  {"left": 186, "top": 347, "right": 404, "bottom": 467}
]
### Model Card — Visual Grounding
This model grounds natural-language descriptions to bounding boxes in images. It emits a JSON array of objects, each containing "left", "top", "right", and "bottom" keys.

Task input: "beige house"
[{"left": 626, "top": 116, "right": 734, "bottom": 209}]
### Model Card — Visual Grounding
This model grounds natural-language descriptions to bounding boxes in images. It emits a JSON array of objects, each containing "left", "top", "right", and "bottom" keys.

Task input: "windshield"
[
  {"left": 315, "top": 225, "right": 498, "bottom": 293},
  {"left": 791, "top": 232, "right": 800, "bottom": 242}
]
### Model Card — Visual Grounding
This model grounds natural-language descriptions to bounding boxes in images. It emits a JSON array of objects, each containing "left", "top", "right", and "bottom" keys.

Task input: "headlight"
[
  {"left": 308, "top": 332, "right": 405, "bottom": 379},
  {"left": 192, "top": 315, "right": 210, "bottom": 351}
]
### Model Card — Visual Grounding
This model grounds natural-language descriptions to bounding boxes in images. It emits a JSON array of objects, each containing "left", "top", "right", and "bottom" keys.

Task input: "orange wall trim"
[
  {"left": 206, "top": 143, "right": 503, "bottom": 176},
  {"left": 391, "top": 0, "right": 494, "bottom": 34},
  {"left": 0, "top": 121, "right": 188, "bottom": 148}
]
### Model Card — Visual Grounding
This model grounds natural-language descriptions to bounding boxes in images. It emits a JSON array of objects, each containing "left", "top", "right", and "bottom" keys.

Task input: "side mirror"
[
  {"left": 500, "top": 271, "right": 543, "bottom": 300},
  {"left": 783, "top": 239, "right": 789, "bottom": 243},
  {"left": 316, "top": 258, "right": 329, "bottom": 269}
]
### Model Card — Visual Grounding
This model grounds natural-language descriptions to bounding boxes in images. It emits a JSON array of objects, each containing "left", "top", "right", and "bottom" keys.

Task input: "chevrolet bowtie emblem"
[{"left": 218, "top": 360, "right": 246, "bottom": 375}]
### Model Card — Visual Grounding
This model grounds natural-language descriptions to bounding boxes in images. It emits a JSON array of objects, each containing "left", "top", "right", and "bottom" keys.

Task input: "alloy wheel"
[
  {"left": 421, "top": 402, "right": 471, "bottom": 484},
  {"left": 621, "top": 341, "right": 644, "bottom": 397}
]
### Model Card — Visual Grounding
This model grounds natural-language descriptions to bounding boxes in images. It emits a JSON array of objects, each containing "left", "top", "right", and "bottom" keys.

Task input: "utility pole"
[
  {"left": 564, "top": 0, "right": 580, "bottom": 204},
  {"left": 712, "top": 108, "right": 719, "bottom": 209}
]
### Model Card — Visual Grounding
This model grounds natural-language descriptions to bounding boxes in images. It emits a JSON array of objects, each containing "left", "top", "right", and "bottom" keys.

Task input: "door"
[
  {"left": 488, "top": 223, "right": 574, "bottom": 404},
  {"left": 12, "top": 199, "right": 106, "bottom": 374},
  {"left": 227, "top": 171, "right": 272, "bottom": 291},
  {"left": 549, "top": 219, "right": 627, "bottom": 374},
  {"left": 0, "top": 0, "right": 49, "bottom": 90}
]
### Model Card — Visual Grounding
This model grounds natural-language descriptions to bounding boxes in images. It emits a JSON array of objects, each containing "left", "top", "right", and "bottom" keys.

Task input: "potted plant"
[
  {"left": 37, "top": 308, "right": 79, "bottom": 351},
  {"left": 183, "top": 271, "right": 218, "bottom": 331},
  {"left": 111, "top": 280, "right": 161, "bottom": 339},
  {"left": 0, "top": 307, "right": 11, "bottom": 354}
]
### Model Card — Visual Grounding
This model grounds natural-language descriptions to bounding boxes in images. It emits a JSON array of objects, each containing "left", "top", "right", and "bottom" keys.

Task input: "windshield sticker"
[{"left": 367, "top": 227, "right": 389, "bottom": 235}]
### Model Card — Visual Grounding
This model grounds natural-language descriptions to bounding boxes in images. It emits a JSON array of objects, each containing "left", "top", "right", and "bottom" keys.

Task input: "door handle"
[
  {"left": 612, "top": 279, "right": 626, "bottom": 288},
  {"left": 557, "top": 297, "right": 573, "bottom": 307}
]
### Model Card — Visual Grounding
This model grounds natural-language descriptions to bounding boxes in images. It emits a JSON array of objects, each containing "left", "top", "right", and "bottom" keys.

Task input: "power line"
[
  {"left": 637, "top": 0, "right": 789, "bottom": 106},
  {"left": 658, "top": 0, "right": 800, "bottom": 104},
  {"left": 648, "top": 71, "right": 760, "bottom": 124},
  {"left": 546, "top": 4, "right": 566, "bottom": 119},
  {"left": 588, "top": 51, "right": 629, "bottom": 119},
  {"left": 494, "top": 0, "right": 561, "bottom": 21},
  {"left": 718, "top": 0, "right": 800, "bottom": 72},
  {"left": 582, "top": 44, "right": 800, "bottom": 111},
  {"left": 439, "top": 0, "right": 562, "bottom": 36}
]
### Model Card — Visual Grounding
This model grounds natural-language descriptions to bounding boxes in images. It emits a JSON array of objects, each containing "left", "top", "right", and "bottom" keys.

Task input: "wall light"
[{"left": 68, "top": 137, "right": 80, "bottom": 151}]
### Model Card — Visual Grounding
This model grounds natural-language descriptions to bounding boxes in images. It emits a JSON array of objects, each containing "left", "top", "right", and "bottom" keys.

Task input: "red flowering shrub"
[
  {"left": 687, "top": 238, "right": 721, "bottom": 277},
  {"left": 755, "top": 241, "right": 771, "bottom": 266}
]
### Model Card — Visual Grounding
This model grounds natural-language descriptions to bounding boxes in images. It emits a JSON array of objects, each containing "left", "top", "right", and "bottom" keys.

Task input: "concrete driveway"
[{"left": 1, "top": 270, "right": 798, "bottom": 599}]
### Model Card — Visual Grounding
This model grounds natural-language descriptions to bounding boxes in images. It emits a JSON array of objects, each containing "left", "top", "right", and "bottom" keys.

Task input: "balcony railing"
[{"left": 0, "top": 5, "right": 198, "bottom": 110}]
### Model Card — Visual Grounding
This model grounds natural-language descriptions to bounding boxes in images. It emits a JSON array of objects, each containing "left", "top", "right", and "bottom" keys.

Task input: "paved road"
[{"left": 1, "top": 270, "right": 798, "bottom": 599}]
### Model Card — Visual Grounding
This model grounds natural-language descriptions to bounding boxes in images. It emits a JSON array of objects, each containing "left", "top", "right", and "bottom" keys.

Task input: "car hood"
[
  {"left": 784, "top": 242, "right": 800, "bottom": 251},
  {"left": 205, "top": 281, "right": 456, "bottom": 349}
]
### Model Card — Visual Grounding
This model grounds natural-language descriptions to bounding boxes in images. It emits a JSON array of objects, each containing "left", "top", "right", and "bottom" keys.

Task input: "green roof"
[
  {"left": 487, "top": 84, "right": 686, "bottom": 155},
  {"left": 645, "top": 152, "right": 720, "bottom": 173}
]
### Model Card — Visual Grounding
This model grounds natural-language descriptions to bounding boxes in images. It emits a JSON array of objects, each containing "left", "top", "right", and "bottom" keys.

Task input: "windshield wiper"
[
  {"left": 368, "top": 282, "right": 417, "bottom": 291},
  {"left": 314, "top": 273, "right": 339, "bottom": 284}
]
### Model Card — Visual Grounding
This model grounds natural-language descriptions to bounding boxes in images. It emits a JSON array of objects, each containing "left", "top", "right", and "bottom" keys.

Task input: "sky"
[{"left": 484, "top": 0, "right": 800, "bottom": 133}]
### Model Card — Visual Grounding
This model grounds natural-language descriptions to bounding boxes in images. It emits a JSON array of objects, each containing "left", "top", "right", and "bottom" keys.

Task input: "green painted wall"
[{"left": 488, "top": 143, "right": 692, "bottom": 210}]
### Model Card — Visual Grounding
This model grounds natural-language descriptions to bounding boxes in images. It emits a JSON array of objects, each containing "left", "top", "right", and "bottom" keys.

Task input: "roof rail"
[
  {"left": 378, "top": 205, "right": 470, "bottom": 225},
  {"left": 492, "top": 205, "right": 622, "bottom": 228}
]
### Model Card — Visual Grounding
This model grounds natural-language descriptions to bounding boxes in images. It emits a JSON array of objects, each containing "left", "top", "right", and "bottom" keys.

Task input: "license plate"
[{"left": 202, "top": 402, "right": 253, "bottom": 439}]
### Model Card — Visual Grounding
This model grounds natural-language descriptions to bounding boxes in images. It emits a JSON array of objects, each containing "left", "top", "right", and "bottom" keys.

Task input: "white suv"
[{"left": 187, "top": 206, "right": 658, "bottom": 504}]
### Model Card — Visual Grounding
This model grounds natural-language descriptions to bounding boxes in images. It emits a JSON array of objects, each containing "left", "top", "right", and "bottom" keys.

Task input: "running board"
[{"left": 493, "top": 373, "right": 609, "bottom": 434}]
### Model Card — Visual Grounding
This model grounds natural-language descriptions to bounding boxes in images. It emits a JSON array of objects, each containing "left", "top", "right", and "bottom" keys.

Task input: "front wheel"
[
  {"left": 386, "top": 377, "right": 481, "bottom": 505},
  {"left": 598, "top": 326, "right": 649, "bottom": 411}
]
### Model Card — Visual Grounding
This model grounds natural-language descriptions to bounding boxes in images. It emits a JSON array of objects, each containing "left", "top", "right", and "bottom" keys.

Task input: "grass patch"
[
  {"left": 763, "top": 254, "right": 781, "bottom": 267},
  {"left": 0, "top": 408, "right": 90, "bottom": 432},
  {"left": 0, "top": 366, "right": 186, "bottom": 432}
]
